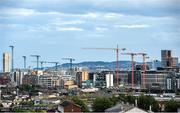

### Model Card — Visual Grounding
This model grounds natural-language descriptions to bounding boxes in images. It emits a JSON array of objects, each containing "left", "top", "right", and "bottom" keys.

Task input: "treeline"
[{"left": 72, "top": 94, "right": 180, "bottom": 112}]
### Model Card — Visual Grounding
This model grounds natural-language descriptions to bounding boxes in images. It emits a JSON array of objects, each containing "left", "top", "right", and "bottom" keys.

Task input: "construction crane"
[
  {"left": 30, "top": 55, "right": 41, "bottom": 70},
  {"left": 83, "top": 45, "right": 126, "bottom": 86},
  {"left": 32, "top": 61, "right": 47, "bottom": 70},
  {"left": 47, "top": 62, "right": 60, "bottom": 71},
  {"left": 136, "top": 53, "right": 148, "bottom": 88},
  {"left": 22, "top": 56, "right": 27, "bottom": 69},
  {"left": 121, "top": 53, "right": 138, "bottom": 88},
  {"left": 62, "top": 58, "right": 75, "bottom": 70},
  {"left": 62, "top": 58, "right": 75, "bottom": 75}
]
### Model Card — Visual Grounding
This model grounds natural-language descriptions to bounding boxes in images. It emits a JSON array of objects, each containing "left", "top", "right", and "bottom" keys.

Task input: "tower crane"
[
  {"left": 47, "top": 62, "right": 60, "bottom": 71},
  {"left": 32, "top": 61, "right": 47, "bottom": 70},
  {"left": 22, "top": 56, "right": 27, "bottom": 69},
  {"left": 136, "top": 53, "right": 148, "bottom": 88},
  {"left": 62, "top": 58, "right": 75, "bottom": 75},
  {"left": 121, "top": 53, "right": 138, "bottom": 88},
  {"left": 30, "top": 55, "right": 41, "bottom": 70},
  {"left": 83, "top": 45, "right": 126, "bottom": 86}
]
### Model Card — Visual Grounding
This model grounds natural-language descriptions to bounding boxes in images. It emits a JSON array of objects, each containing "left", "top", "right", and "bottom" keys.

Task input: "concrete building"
[
  {"left": 38, "top": 75, "right": 60, "bottom": 87},
  {"left": 88, "top": 72, "right": 96, "bottom": 86},
  {"left": 128, "top": 71, "right": 141, "bottom": 87},
  {"left": 166, "top": 77, "right": 173, "bottom": 90},
  {"left": 12, "top": 70, "right": 28, "bottom": 86},
  {"left": 64, "top": 80, "right": 75, "bottom": 86},
  {"left": 63, "top": 80, "right": 78, "bottom": 89},
  {"left": 94, "top": 71, "right": 114, "bottom": 88},
  {"left": 106, "top": 73, "right": 114, "bottom": 88},
  {"left": 161, "top": 50, "right": 172, "bottom": 67},
  {"left": 176, "top": 73, "right": 180, "bottom": 90},
  {"left": 76, "top": 71, "right": 88, "bottom": 88},
  {"left": 165, "top": 73, "right": 180, "bottom": 91},
  {"left": 22, "top": 74, "right": 38, "bottom": 85},
  {"left": 161, "top": 50, "right": 179, "bottom": 67},
  {"left": 143, "top": 71, "right": 171, "bottom": 90},
  {"left": 119, "top": 71, "right": 129, "bottom": 85},
  {"left": 89, "top": 71, "right": 139, "bottom": 88},
  {"left": 3, "top": 53, "right": 10, "bottom": 73},
  {"left": 172, "top": 57, "right": 179, "bottom": 67}
]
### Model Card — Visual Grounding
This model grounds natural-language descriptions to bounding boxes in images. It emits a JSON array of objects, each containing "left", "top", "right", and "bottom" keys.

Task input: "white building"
[
  {"left": 3, "top": 53, "right": 10, "bottom": 73},
  {"left": 13, "top": 70, "right": 28, "bottom": 86},
  {"left": 106, "top": 74, "right": 114, "bottom": 88},
  {"left": 94, "top": 71, "right": 114, "bottom": 88}
]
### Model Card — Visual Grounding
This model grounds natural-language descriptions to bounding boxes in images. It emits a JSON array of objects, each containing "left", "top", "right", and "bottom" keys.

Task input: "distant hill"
[
  {"left": 61, "top": 61, "right": 132, "bottom": 70},
  {"left": 58, "top": 60, "right": 162, "bottom": 70}
]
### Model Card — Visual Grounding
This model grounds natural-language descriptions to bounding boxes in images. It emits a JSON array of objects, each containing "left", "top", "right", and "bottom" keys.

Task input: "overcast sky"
[{"left": 0, "top": 0, "right": 180, "bottom": 69}]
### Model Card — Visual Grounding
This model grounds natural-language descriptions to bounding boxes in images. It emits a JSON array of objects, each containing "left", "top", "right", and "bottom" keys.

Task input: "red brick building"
[
  {"left": 0, "top": 73, "right": 11, "bottom": 85},
  {"left": 58, "top": 101, "right": 81, "bottom": 113}
]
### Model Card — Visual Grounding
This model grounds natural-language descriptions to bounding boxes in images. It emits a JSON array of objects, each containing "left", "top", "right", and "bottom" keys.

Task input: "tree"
[
  {"left": 165, "top": 99, "right": 180, "bottom": 112},
  {"left": 93, "top": 97, "right": 113, "bottom": 112},
  {"left": 138, "top": 95, "right": 159, "bottom": 112},
  {"left": 110, "top": 96, "right": 119, "bottom": 105},
  {"left": 20, "top": 101, "right": 34, "bottom": 106},
  {"left": 118, "top": 94, "right": 136, "bottom": 104},
  {"left": 72, "top": 97, "right": 89, "bottom": 112},
  {"left": 19, "top": 84, "right": 33, "bottom": 92},
  {"left": 126, "top": 95, "right": 136, "bottom": 104},
  {"left": 118, "top": 94, "right": 127, "bottom": 102}
]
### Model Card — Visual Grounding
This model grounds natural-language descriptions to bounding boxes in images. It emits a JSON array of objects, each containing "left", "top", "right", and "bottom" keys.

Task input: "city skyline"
[{"left": 0, "top": 0, "right": 180, "bottom": 69}]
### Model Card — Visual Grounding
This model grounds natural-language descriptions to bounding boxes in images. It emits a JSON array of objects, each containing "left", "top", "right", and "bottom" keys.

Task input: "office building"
[
  {"left": 38, "top": 75, "right": 60, "bottom": 87},
  {"left": 161, "top": 50, "right": 179, "bottom": 67},
  {"left": 165, "top": 73, "right": 180, "bottom": 91},
  {"left": 88, "top": 72, "right": 96, "bottom": 86},
  {"left": 143, "top": 71, "right": 173, "bottom": 90},
  {"left": 94, "top": 71, "right": 114, "bottom": 88},
  {"left": 161, "top": 50, "right": 172, "bottom": 67},
  {"left": 106, "top": 73, "right": 114, "bottom": 88},
  {"left": 3, "top": 53, "right": 11, "bottom": 73},
  {"left": 22, "top": 74, "right": 39, "bottom": 85},
  {"left": 172, "top": 57, "right": 179, "bottom": 67},
  {"left": 176, "top": 75, "right": 180, "bottom": 90},
  {"left": 127, "top": 71, "right": 141, "bottom": 87},
  {"left": 12, "top": 70, "right": 28, "bottom": 86},
  {"left": 76, "top": 71, "right": 88, "bottom": 88}
]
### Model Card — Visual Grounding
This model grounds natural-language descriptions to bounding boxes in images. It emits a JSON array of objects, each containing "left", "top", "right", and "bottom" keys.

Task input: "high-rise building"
[
  {"left": 161, "top": 50, "right": 179, "bottom": 67},
  {"left": 3, "top": 53, "right": 11, "bottom": 73},
  {"left": 161, "top": 50, "right": 172, "bottom": 67},
  {"left": 94, "top": 71, "right": 114, "bottom": 88},
  {"left": 172, "top": 57, "right": 179, "bottom": 67},
  {"left": 76, "top": 71, "right": 88, "bottom": 88}
]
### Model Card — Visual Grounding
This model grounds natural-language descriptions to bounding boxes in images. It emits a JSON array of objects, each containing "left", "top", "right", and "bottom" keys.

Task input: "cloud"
[
  {"left": 0, "top": 7, "right": 63, "bottom": 17},
  {"left": 0, "top": 8, "right": 36, "bottom": 16},
  {"left": 95, "top": 27, "right": 108, "bottom": 32},
  {"left": 52, "top": 20, "right": 85, "bottom": 25},
  {"left": 114, "top": 24, "right": 150, "bottom": 28},
  {"left": 1, "top": 0, "right": 180, "bottom": 18},
  {"left": 0, "top": 23, "right": 20, "bottom": 28},
  {"left": 55, "top": 27, "right": 84, "bottom": 31}
]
